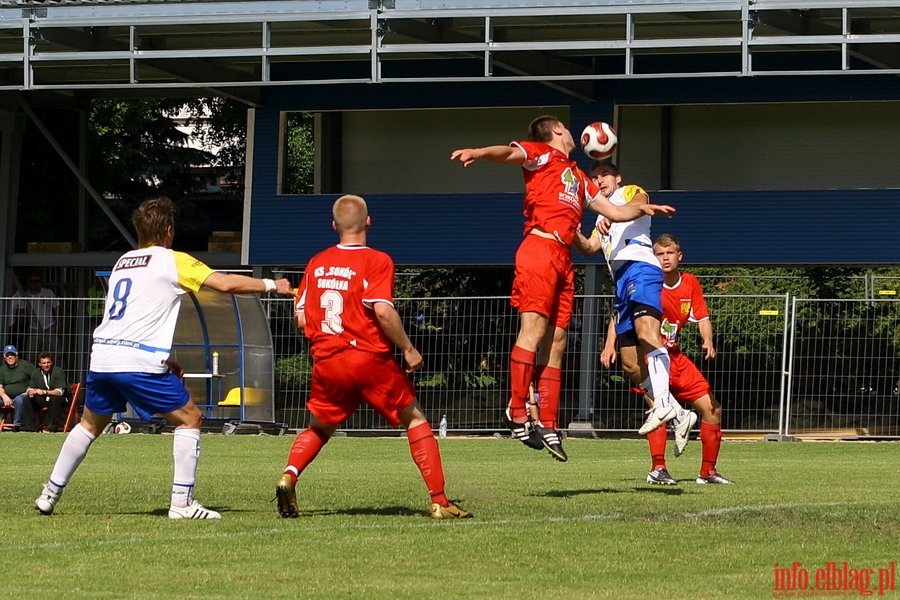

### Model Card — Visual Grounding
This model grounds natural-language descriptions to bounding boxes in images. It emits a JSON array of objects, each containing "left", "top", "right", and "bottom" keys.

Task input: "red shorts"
[
  {"left": 669, "top": 351, "right": 712, "bottom": 403},
  {"left": 510, "top": 234, "right": 574, "bottom": 329},
  {"left": 307, "top": 350, "right": 416, "bottom": 426}
]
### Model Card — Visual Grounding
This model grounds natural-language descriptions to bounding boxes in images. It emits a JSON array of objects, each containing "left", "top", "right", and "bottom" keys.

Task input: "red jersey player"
[
  {"left": 601, "top": 233, "right": 733, "bottom": 485},
  {"left": 451, "top": 115, "right": 675, "bottom": 462},
  {"left": 275, "top": 194, "right": 472, "bottom": 520}
]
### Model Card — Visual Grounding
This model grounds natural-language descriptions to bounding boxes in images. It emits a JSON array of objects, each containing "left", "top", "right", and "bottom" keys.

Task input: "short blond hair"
[
  {"left": 332, "top": 194, "right": 368, "bottom": 234},
  {"left": 653, "top": 233, "right": 681, "bottom": 251}
]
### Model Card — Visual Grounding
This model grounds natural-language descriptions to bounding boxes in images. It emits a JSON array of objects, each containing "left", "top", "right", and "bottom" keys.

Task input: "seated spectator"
[
  {"left": 26, "top": 352, "right": 69, "bottom": 433},
  {"left": 0, "top": 345, "right": 36, "bottom": 431}
]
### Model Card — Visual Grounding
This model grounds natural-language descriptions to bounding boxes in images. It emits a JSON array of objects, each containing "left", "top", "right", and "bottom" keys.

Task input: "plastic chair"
[
  {"left": 63, "top": 382, "right": 82, "bottom": 433},
  {"left": 35, "top": 382, "right": 82, "bottom": 433},
  {"left": 218, "top": 387, "right": 265, "bottom": 407}
]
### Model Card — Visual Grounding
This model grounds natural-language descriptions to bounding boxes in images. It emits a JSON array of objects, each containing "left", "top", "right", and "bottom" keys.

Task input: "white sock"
[
  {"left": 645, "top": 347, "right": 673, "bottom": 410},
  {"left": 48, "top": 423, "right": 96, "bottom": 490},
  {"left": 172, "top": 428, "right": 201, "bottom": 508}
]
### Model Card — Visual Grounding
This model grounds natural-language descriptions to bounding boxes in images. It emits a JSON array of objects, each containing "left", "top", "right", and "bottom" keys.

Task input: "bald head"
[{"left": 332, "top": 194, "right": 369, "bottom": 236}]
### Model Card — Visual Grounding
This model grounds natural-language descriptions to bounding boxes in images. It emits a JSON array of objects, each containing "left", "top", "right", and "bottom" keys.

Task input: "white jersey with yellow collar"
[
  {"left": 591, "top": 184, "right": 659, "bottom": 272},
  {"left": 90, "top": 246, "right": 214, "bottom": 373}
]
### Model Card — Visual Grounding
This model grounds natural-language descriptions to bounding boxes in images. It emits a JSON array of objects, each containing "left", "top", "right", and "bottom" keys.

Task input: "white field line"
[
  {"left": 676, "top": 499, "right": 896, "bottom": 519},
  {"left": 8, "top": 499, "right": 898, "bottom": 553}
]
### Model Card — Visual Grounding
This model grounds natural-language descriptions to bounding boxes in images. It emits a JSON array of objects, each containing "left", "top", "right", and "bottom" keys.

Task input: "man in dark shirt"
[
  {"left": 0, "top": 345, "right": 36, "bottom": 431},
  {"left": 27, "top": 352, "right": 69, "bottom": 433}
]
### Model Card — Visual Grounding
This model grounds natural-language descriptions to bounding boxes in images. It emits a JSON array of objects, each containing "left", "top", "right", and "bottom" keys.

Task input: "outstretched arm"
[
  {"left": 202, "top": 272, "right": 294, "bottom": 296},
  {"left": 450, "top": 145, "right": 526, "bottom": 167},
  {"left": 590, "top": 191, "right": 676, "bottom": 222}
]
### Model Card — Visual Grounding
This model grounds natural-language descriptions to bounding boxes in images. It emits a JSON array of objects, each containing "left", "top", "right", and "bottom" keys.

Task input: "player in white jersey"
[
  {"left": 574, "top": 161, "right": 687, "bottom": 437},
  {"left": 34, "top": 197, "right": 293, "bottom": 519}
]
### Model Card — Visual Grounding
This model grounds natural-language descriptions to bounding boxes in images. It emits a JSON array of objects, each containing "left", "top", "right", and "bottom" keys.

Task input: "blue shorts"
[
  {"left": 85, "top": 370, "right": 191, "bottom": 420},
  {"left": 613, "top": 261, "right": 664, "bottom": 336}
]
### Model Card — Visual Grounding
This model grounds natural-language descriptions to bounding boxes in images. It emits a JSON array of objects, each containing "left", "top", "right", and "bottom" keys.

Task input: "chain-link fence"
[
  {"left": 871, "top": 276, "right": 900, "bottom": 300},
  {"left": 786, "top": 298, "right": 900, "bottom": 437},
  {"left": 1, "top": 296, "right": 95, "bottom": 385},
  {"left": 267, "top": 294, "right": 790, "bottom": 434},
  {"left": 3, "top": 294, "right": 897, "bottom": 438}
]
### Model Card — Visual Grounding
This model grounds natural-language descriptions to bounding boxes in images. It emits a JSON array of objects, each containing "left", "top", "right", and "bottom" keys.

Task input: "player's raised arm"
[
  {"left": 640, "top": 203, "right": 677, "bottom": 218},
  {"left": 450, "top": 144, "right": 526, "bottom": 167},
  {"left": 202, "top": 272, "right": 294, "bottom": 296},
  {"left": 590, "top": 191, "right": 675, "bottom": 222}
]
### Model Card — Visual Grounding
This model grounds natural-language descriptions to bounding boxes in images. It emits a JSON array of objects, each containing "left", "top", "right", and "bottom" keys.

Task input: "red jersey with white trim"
[
  {"left": 512, "top": 140, "right": 600, "bottom": 245},
  {"left": 660, "top": 272, "right": 710, "bottom": 353},
  {"left": 295, "top": 244, "right": 395, "bottom": 360}
]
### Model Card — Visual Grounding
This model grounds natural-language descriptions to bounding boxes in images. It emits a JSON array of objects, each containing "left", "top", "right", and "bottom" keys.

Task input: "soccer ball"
[
  {"left": 581, "top": 122, "right": 617, "bottom": 160},
  {"left": 114, "top": 421, "right": 132, "bottom": 435}
]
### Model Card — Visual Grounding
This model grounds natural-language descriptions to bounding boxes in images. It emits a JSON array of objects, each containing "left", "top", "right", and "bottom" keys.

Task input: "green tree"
[
  {"left": 181, "top": 97, "right": 247, "bottom": 191},
  {"left": 284, "top": 112, "right": 314, "bottom": 194},
  {"left": 89, "top": 99, "right": 212, "bottom": 199},
  {"left": 85, "top": 99, "right": 215, "bottom": 250}
]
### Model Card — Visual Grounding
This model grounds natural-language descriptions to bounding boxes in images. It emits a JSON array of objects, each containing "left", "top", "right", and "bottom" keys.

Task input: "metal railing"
[
  {"left": 785, "top": 298, "right": 900, "bottom": 437},
  {"left": 4, "top": 1, "right": 900, "bottom": 93},
  {"left": 267, "top": 294, "right": 792, "bottom": 434},
  {"left": 4, "top": 293, "right": 897, "bottom": 439}
]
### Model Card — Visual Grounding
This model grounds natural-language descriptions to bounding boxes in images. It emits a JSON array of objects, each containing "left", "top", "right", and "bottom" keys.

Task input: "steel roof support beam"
[
  {"left": 753, "top": 7, "right": 900, "bottom": 70},
  {"left": 19, "top": 98, "right": 137, "bottom": 249}
]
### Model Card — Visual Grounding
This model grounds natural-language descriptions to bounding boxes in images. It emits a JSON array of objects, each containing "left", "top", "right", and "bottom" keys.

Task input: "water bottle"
[
  {"left": 438, "top": 414, "right": 448, "bottom": 439},
  {"left": 212, "top": 351, "right": 219, "bottom": 376}
]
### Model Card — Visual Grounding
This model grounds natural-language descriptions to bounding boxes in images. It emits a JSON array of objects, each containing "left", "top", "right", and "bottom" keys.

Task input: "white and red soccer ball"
[
  {"left": 114, "top": 421, "right": 132, "bottom": 435},
  {"left": 580, "top": 122, "right": 617, "bottom": 160}
]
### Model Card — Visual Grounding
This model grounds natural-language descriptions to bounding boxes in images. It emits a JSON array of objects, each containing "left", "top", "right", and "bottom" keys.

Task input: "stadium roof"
[
  {"left": 2, "top": 0, "right": 900, "bottom": 108},
  {"left": 0, "top": 1, "right": 221, "bottom": 4}
]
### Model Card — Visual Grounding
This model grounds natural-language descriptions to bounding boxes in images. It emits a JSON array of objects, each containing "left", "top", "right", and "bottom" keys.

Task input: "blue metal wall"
[
  {"left": 248, "top": 77, "right": 900, "bottom": 266},
  {"left": 249, "top": 188, "right": 900, "bottom": 266}
]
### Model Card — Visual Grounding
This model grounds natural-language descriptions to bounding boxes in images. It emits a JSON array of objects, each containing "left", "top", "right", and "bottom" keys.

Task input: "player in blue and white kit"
[
  {"left": 34, "top": 197, "right": 293, "bottom": 519},
  {"left": 574, "top": 161, "right": 689, "bottom": 439}
]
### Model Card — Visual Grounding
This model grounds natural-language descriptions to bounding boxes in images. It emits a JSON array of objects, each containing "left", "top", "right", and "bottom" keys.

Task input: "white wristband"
[{"left": 262, "top": 278, "right": 276, "bottom": 293}]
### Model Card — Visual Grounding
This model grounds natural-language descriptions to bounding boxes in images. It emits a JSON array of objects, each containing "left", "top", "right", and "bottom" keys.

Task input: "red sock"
[
  {"left": 508, "top": 345, "right": 536, "bottom": 421},
  {"left": 408, "top": 422, "right": 448, "bottom": 507},
  {"left": 285, "top": 428, "right": 330, "bottom": 482},
  {"left": 535, "top": 365, "right": 561, "bottom": 429},
  {"left": 647, "top": 425, "right": 668, "bottom": 470},
  {"left": 699, "top": 421, "right": 722, "bottom": 477}
]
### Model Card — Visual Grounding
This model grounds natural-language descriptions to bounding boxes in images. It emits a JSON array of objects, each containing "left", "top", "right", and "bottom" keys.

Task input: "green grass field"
[{"left": 2, "top": 433, "right": 898, "bottom": 599}]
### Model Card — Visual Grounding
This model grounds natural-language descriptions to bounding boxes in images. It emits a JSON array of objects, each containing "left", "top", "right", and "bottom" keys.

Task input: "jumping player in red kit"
[
  {"left": 451, "top": 115, "right": 675, "bottom": 462},
  {"left": 275, "top": 194, "right": 472, "bottom": 520}
]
